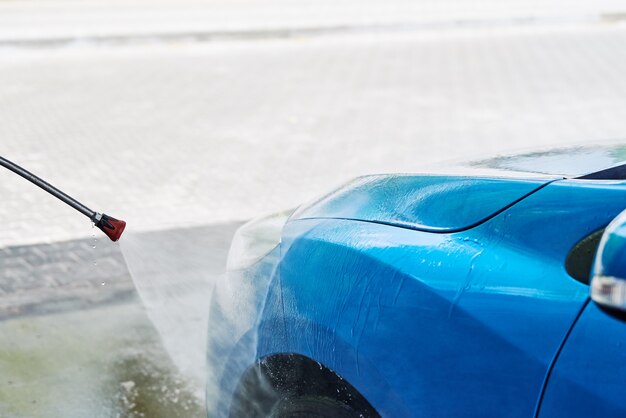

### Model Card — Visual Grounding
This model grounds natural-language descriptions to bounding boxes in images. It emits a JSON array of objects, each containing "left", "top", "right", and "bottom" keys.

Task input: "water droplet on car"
[{"left": 101, "top": 281, "right": 106, "bottom": 286}]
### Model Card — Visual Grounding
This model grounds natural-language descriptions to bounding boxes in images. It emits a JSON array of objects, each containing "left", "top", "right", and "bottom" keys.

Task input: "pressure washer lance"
[{"left": 0, "top": 155, "right": 126, "bottom": 242}]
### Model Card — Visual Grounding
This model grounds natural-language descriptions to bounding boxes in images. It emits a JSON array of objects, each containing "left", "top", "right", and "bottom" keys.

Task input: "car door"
[{"left": 537, "top": 301, "right": 626, "bottom": 417}]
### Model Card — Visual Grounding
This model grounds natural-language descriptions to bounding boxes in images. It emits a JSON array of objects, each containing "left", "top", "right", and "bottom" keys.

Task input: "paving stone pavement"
[
  {"left": 1, "top": 0, "right": 625, "bottom": 45},
  {"left": 0, "top": 235, "right": 131, "bottom": 319},
  {"left": 0, "top": 221, "right": 240, "bottom": 320},
  {"left": 3, "top": 21, "right": 626, "bottom": 249}
]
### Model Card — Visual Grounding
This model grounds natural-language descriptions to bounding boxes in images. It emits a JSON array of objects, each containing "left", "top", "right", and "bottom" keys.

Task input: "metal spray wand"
[{"left": 0, "top": 155, "right": 126, "bottom": 241}]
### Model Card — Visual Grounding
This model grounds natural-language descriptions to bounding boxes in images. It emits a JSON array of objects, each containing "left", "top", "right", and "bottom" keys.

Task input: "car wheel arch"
[{"left": 229, "top": 352, "right": 380, "bottom": 418}]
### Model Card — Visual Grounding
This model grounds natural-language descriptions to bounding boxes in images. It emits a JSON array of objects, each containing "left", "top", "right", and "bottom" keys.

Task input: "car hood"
[
  {"left": 291, "top": 144, "right": 626, "bottom": 233},
  {"left": 291, "top": 175, "right": 550, "bottom": 233}
]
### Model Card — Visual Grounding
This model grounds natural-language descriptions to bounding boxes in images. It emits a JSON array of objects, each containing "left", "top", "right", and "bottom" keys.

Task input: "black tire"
[
  {"left": 229, "top": 354, "right": 379, "bottom": 418},
  {"left": 270, "top": 395, "right": 363, "bottom": 418}
]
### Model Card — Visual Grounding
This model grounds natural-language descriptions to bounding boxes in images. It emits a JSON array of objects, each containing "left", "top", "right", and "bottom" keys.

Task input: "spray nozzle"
[
  {"left": 93, "top": 213, "right": 126, "bottom": 242},
  {"left": 1, "top": 155, "right": 127, "bottom": 242}
]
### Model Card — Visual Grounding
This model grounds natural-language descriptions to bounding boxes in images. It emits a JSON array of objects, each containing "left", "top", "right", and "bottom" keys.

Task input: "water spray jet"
[{"left": 0, "top": 155, "right": 126, "bottom": 241}]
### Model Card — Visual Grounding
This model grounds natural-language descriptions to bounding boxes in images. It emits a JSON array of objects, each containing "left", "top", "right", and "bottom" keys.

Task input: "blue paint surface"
[
  {"left": 209, "top": 176, "right": 626, "bottom": 417},
  {"left": 538, "top": 301, "right": 626, "bottom": 417},
  {"left": 293, "top": 175, "right": 549, "bottom": 232}
]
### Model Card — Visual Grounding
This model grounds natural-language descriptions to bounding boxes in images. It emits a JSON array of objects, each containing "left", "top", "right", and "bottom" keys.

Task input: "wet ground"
[
  {"left": 0, "top": 303, "right": 202, "bottom": 418},
  {"left": 0, "top": 222, "right": 240, "bottom": 417}
]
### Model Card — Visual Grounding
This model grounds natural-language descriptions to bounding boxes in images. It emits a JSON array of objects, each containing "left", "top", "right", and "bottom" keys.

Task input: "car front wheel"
[{"left": 229, "top": 353, "right": 379, "bottom": 418}]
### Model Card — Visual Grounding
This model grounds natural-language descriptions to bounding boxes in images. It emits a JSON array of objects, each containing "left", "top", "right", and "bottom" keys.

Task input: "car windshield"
[{"left": 471, "top": 145, "right": 626, "bottom": 178}]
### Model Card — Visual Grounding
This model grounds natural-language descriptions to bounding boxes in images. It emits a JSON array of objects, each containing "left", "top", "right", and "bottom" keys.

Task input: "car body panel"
[
  {"left": 271, "top": 219, "right": 580, "bottom": 417},
  {"left": 206, "top": 246, "right": 285, "bottom": 416},
  {"left": 208, "top": 148, "right": 626, "bottom": 417},
  {"left": 538, "top": 301, "right": 626, "bottom": 417},
  {"left": 245, "top": 179, "right": 626, "bottom": 417},
  {"left": 293, "top": 175, "right": 550, "bottom": 232}
]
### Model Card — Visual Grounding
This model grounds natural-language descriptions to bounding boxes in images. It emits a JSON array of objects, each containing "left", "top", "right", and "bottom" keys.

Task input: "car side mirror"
[{"left": 591, "top": 209, "right": 626, "bottom": 311}]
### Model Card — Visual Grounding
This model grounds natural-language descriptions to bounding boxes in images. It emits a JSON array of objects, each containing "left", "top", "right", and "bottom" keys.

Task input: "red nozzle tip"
[{"left": 96, "top": 214, "right": 126, "bottom": 242}]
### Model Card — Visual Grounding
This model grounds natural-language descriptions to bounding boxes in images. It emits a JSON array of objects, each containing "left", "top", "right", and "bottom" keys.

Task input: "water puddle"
[{"left": 0, "top": 303, "right": 202, "bottom": 418}]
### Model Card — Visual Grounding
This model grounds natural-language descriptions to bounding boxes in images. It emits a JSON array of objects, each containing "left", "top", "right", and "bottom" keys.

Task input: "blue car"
[{"left": 207, "top": 145, "right": 626, "bottom": 418}]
